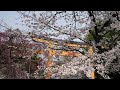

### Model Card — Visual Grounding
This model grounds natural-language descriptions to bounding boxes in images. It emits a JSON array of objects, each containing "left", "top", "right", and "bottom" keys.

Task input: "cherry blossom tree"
[
  {"left": 17, "top": 11, "right": 120, "bottom": 79},
  {"left": 0, "top": 28, "right": 46, "bottom": 79}
]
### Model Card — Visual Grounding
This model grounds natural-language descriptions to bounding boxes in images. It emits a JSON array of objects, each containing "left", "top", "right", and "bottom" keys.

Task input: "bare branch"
[{"left": 18, "top": 11, "right": 91, "bottom": 45}]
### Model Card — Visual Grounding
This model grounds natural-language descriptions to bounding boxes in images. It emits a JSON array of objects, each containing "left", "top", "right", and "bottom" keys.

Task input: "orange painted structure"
[{"left": 32, "top": 36, "right": 94, "bottom": 79}]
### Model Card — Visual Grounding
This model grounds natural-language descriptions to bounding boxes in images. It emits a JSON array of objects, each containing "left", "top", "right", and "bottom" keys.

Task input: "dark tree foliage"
[{"left": 0, "top": 29, "right": 45, "bottom": 79}]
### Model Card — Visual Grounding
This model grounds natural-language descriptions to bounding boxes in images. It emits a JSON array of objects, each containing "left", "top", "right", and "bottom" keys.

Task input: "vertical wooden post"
[
  {"left": 45, "top": 42, "right": 53, "bottom": 79},
  {"left": 88, "top": 46, "right": 93, "bottom": 56},
  {"left": 88, "top": 46, "right": 95, "bottom": 79},
  {"left": 91, "top": 70, "right": 95, "bottom": 79}
]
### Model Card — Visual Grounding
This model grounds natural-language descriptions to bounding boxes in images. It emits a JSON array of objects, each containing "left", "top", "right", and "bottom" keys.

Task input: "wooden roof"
[{"left": 31, "top": 35, "right": 88, "bottom": 45}]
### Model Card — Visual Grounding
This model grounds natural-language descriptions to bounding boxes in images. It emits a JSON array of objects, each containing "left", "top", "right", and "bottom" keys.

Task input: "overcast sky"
[
  {"left": 0, "top": 11, "right": 29, "bottom": 32},
  {"left": 0, "top": 11, "right": 86, "bottom": 41}
]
